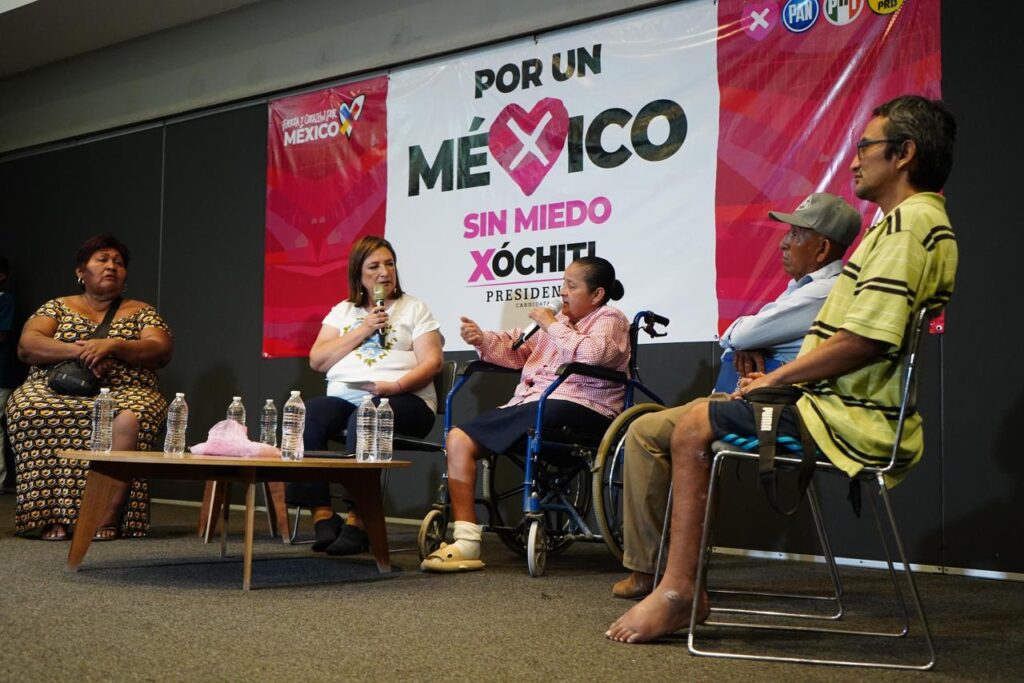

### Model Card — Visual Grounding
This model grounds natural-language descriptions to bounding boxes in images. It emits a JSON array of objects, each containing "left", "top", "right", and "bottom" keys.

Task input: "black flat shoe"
[
  {"left": 312, "top": 514, "right": 344, "bottom": 552},
  {"left": 325, "top": 524, "right": 370, "bottom": 556}
]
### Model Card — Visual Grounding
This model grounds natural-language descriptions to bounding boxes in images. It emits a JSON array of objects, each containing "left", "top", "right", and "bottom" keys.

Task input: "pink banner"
[
  {"left": 263, "top": 76, "right": 388, "bottom": 357},
  {"left": 714, "top": 0, "right": 940, "bottom": 335},
  {"left": 263, "top": 1, "right": 941, "bottom": 357}
]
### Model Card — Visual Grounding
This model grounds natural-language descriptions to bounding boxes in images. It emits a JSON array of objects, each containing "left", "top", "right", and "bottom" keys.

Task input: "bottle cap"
[
  {"left": 175, "top": 392, "right": 184, "bottom": 398},
  {"left": 100, "top": 387, "right": 110, "bottom": 394},
  {"left": 266, "top": 398, "right": 273, "bottom": 403},
  {"left": 380, "top": 398, "right": 389, "bottom": 405},
  {"left": 290, "top": 390, "right": 301, "bottom": 396},
  {"left": 232, "top": 396, "right": 241, "bottom": 401}
]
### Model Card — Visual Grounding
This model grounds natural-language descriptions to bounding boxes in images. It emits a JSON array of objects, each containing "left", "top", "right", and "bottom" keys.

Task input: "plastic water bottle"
[
  {"left": 280, "top": 391, "right": 305, "bottom": 461},
  {"left": 163, "top": 392, "right": 188, "bottom": 454},
  {"left": 260, "top": 399, "right": 278, "bottom": 447},
  {"left": 376, "top": 398, "right": 394, "bottom": 462},
  {"left": 355, "top": 395, "right": 377, "bottom": 462},
  {"left": 226, "top": 396, "right": 246, "bottom": 429},
  {"left": 90, "top": 388, "right": 115, "bottom": 452}
]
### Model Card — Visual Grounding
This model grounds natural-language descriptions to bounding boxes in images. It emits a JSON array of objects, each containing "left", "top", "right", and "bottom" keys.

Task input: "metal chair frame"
[
  {"left": 422, "top": 310, "right": 667, "bottom": 575},
  {"left": 686, "top": 307, "right": 936, "bottom": 669}
]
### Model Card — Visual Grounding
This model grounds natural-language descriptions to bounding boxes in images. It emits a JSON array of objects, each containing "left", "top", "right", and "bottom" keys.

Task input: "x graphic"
[
  {"left": 507, "top": 112, "right": 552, "bottom": 170},
  {"left": 749, "top": 8, "right": 770, "bottom": 30}
]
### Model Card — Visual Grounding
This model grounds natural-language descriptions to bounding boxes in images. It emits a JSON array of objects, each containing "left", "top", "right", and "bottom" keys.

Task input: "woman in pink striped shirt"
[{"left": 421, "top": 257, "right": 629, "bottom": 573}]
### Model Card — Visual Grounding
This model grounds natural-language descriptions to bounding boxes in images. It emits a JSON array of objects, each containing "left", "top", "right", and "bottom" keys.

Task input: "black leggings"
[{"left": 285, "top": 394, "right": 435, "bottom": 507}]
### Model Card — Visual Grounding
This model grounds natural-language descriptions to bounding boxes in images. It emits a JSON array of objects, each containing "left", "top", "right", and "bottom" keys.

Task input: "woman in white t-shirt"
[{"left": 287, "top": 236, "right": 443, "bottom": 555}]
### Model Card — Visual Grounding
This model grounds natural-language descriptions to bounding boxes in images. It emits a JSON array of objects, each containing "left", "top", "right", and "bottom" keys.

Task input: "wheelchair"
[{"left": 417, "top": 310, "right": 668, "bottom": 576}]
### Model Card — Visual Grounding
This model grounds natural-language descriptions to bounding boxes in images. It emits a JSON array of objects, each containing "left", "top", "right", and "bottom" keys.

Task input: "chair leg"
[
  {"left": 260, "top": 483, "right": 275, "bottom": 537},
  {"left": 876, "top": 473, "right": 936, "bottom": 668},
  {"left": 652, "top": 483, "right": 673, "bottom": 588},
  {"left": 688, "top": 462, "right": 937, "bottom": 670},
  {"left": 709, "top": 482, "right": 845, "bottom": 621},
  {"left": 288, "top": 505, "right": 316, "bottom": 545},
  {"left": 266, "top": 482, "right": 290, "bottom": 542},
  {"left": 197, "top": 480, "right": 215, "bottom": 537}
]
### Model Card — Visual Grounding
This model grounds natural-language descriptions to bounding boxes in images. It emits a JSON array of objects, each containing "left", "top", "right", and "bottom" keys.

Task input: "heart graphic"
[{"left": 488, "top": 98, "right": 569, "bottom": 196}]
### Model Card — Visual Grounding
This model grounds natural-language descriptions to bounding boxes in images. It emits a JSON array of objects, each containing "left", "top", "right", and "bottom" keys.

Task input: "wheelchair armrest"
[
  {"left": 456, "top": 359, "right": 521, "bottom": 378},
  {"left": 554, "top": 362, "right": 628, "bottom": 385}
]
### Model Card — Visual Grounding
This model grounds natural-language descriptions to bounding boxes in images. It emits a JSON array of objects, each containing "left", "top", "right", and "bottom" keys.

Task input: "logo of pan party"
[{"left": 782, "top": 0, "right": 820, "bottom": 32}]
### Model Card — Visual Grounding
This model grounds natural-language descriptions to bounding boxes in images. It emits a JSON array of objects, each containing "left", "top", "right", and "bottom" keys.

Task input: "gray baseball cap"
[{"left": 768, "top": 192, "right": 862, "bottom": 247}]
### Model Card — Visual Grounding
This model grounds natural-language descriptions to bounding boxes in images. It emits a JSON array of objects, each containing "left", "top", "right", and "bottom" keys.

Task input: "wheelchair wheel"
[
  {"left": 483, "top": 452, "right": 592, "bottom": 558},
  {"left": 417, "top": 508, "right": 447, "bottom": 560},
  {"left": 592, "top": 403, "right": 665, "bottom": 562},
  {"left": 527, "top": 518, "right": 547, "bottom": 577}
]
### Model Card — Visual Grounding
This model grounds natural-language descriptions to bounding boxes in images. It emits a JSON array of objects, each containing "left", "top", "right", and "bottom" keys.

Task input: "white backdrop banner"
[{"left": 386, "top": 2, "right": 720, "bottom": 350}]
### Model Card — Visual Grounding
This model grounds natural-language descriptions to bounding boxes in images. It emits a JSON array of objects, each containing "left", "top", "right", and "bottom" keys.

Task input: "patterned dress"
[{"left": 6, "top": 299, "right": 172, "bottom": 536}]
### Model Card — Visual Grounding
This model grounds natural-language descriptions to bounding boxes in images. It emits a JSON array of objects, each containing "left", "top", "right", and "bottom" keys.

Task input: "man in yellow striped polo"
[{"left": 606, "top": 94, "right": 959, "bottom": 644}]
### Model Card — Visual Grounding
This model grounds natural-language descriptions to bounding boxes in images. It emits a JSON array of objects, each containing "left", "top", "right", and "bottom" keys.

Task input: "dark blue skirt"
[{"left": 457, "top": 399, "right": 612, "bottom": 455}]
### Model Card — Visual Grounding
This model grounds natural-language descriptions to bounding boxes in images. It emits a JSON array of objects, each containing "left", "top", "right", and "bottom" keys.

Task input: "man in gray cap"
[{"left": 611, "top": 192, "right": 861, "bottom": 601}]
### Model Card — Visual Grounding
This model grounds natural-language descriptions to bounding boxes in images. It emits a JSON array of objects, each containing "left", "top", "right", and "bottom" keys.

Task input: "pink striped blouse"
[{"left": 475, "top": 305, "right": 630, "bottom": 419}]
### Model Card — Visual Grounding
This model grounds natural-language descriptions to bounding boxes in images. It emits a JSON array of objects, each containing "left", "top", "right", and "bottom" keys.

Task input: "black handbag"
[
  {"left": 46, "top": 298, "right": 121, "bottom": 397},
  {"left": 744, "top": 384, "right": 818, "bottom": 516}
]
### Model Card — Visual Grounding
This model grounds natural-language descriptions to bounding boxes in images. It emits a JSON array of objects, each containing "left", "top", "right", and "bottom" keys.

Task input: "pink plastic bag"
[{"left": 189, "top": 419, "right": 281, "bottom": 458}]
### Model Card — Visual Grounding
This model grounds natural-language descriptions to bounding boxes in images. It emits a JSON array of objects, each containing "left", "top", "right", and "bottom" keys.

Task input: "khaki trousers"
[{"left": 621, "top": 393, "right": 727, "bottom": 574}]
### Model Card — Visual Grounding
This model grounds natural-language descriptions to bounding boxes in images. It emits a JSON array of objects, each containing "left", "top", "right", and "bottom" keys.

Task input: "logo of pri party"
[{"left": 407, "top": 44, "right": 688, "bottom": 197}]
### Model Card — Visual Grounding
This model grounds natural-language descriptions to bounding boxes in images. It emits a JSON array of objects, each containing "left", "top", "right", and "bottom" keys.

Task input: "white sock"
[{"left": 450, "top": 521, "right": 483, "bottom": 560}]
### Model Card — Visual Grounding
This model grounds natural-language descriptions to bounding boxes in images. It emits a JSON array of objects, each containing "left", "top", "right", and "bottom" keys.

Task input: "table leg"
[
  {"left": 242, "top": 470, "right": 256, "bottom": 591},
  {"left": 343, "top": 469, "right": 392, "bottom": 573},
  {"left": 67, "top": 464, "right": 129, "bottom": 571}
]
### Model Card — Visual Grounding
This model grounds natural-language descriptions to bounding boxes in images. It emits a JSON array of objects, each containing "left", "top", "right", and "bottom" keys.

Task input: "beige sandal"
[{"left": 419, "top": 542, "right": 485, "bottom": 573}]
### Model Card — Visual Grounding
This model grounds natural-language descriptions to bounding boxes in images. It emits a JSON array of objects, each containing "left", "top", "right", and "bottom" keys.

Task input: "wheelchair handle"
[{"left": 634, "top": 310, "right": 669, "bottom": 338}]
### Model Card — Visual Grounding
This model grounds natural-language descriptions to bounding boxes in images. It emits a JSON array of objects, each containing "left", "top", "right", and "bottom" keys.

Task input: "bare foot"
[
  {"left": 606, "top": 587, "right": 710, "bottom": 644},
  {"left": 612, "top": 572, "right": 655, "bottom": 599},
  {"left": 41, "top": 524, "right": 69, "bottom": 541}
]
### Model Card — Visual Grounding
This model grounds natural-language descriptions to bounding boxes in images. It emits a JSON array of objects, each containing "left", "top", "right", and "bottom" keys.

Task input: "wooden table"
[{"left": 59, "top": 450, "right": 411, "bottom": 590}]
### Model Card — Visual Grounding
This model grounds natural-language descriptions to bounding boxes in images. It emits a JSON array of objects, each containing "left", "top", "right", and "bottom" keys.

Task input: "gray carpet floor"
[{"left": 1, "top": 495, "right": 1022, "bottom": 682}]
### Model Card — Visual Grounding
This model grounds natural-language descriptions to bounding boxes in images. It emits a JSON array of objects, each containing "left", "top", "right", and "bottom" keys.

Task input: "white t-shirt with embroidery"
[{"left": 322, "top": 294, "right": 442, "bottom": 411}]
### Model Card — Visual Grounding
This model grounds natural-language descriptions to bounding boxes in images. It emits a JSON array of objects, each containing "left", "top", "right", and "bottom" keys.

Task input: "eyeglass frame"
[{"left": 855, "top": 137, "right": 905, "bottom": 159}]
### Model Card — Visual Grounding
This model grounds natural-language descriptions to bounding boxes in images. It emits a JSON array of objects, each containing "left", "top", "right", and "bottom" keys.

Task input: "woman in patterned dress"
[{"left": 6, "top": 235, "right": 173, "bottom": 541}]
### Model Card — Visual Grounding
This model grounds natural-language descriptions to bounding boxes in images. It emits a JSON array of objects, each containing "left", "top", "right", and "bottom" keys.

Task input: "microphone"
[
  {"left": 372, "top": 283, "right": 389, "bottom": 345},
  {"left": 512, "top": 301, "right": 562, "bottom": 350}
]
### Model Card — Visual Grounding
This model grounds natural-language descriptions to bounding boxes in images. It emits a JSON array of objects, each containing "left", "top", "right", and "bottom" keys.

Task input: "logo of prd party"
[
  {"left": 824, "top": 0, "right": 864, "bottom": 25},
  {"left": 868, "top": 0, "right": 904, "bottom": 14},
  {"left": 782, "top": 0, "right": 820, "bottom": 32}
]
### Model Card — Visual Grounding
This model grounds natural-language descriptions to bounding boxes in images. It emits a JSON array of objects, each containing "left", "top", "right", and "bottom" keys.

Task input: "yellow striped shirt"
[{"left": 795, "top": 192, "right": 957, "bottom": 486}]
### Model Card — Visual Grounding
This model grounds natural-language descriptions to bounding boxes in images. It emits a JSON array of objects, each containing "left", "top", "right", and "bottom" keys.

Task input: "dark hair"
[
  {"left": 572, "top": 256, "right": 624, "bottom": 305},
  {"left": 346, "top": 236, "right": 404, "bottom": 307},
  {"left": 75, "top": 234, "right": 131, "bottom": 268},
  {"left": 873, "top": 95, "right": 957, "bottom": 192}
]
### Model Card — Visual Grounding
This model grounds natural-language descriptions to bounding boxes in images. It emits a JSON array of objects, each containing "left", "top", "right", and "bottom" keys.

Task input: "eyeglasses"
[{"left": 856, "top": 137, "right": 903, "bottom": 159}]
